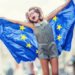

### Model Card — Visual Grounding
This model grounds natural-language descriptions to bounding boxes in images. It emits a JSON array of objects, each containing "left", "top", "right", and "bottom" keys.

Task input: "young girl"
[{"left": 4, "top": 0, "right": 70, "bottom": 75}]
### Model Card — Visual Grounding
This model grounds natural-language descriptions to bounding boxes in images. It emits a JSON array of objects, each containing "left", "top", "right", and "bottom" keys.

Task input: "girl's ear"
[
  {"left": 26, "top": 12, "right": 29, "bottom": 19},
  {"left": 40, "top": 16, "right": 43, "bottom": 21},
  {"left": 39, "top": 13, "right": 43, "bottom": 21}
]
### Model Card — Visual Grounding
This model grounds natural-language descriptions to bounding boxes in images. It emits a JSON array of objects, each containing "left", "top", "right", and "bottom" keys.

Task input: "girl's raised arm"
[
  {"left": 3, "top": 18, "right": 34, "bottom": 29},
  {"left": 45, "top": 0, "right": 70, "bottom": 21}
]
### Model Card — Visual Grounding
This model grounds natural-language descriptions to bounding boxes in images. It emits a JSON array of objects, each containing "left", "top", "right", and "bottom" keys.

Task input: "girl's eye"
[
  {"left": 31, "top": 13, "right": 34, "bottom": 16},
  {"left": 29, "top": 12, "right": 35, "bottom": 16}
]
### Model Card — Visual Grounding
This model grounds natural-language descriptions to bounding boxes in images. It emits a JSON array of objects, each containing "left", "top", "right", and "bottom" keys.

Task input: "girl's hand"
[
  {"left": 66, "top": 0, "right": 70, "bottom": 3},
  {"left": 45, "top": 0, "right": 70, "bottom": 21},
  {"left": 0, "top": 17, "right": 6, "bottom": 19}
]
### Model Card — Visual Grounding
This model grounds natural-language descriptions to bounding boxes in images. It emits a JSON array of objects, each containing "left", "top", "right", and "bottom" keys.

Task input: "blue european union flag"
[
  {"left": 0, "top": 18, "right": 38, "bottom": 63},
  {"left": 0, "top": 0, "right": 75, "bottom": 63},
  {"left": 49, "top": 0, "right": 75, "bottom": 54}
]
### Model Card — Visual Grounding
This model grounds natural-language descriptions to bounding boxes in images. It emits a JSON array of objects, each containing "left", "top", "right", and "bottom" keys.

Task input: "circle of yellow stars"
[
  {"left": 21, "top": 35, "right": 27, "bottom": 40},
  {"left": 26, "top": 43, "right": 32, "bottom": 48},
  {"left": 53, "top": 16, "right": 62, "bottom": 41},
  {"left": 53, "top": 16, "right": 57, "bottom": 21},
  {"left": 20, "top": 25, "right": 32, "bottom": 48},
  {"left": 20, "top": 25, "right": 38, "bottom": 53},
  {"left": 20, "top": 26, "right": 25, "bottom": 31},
  {"left": 57, "top": 24, "right": 62, "bottom": 30}
]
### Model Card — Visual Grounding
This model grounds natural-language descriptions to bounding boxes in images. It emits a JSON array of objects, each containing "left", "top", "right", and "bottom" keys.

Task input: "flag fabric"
[
  {"left": 0, "top": 19, "right": 38, "bottom": 63},
  {"left": 49, "top": 0, "right": 75, "bottom": 54},
  {"left": 0, "top": 0, "right": 75, "bottom": 63}
]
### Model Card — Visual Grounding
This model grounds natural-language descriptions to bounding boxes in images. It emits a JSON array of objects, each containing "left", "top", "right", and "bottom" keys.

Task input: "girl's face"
[{"left": 27, "top": 10, "right": 40, "bottom": 23}]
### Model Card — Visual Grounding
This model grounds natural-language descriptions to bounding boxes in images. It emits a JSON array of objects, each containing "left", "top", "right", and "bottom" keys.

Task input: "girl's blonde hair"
[{"left": 26, "top": 7, "right": 43, "bottom": 23}]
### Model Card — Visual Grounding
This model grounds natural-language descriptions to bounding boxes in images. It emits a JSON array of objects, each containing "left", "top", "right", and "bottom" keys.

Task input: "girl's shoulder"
[{"left": 21, "top": 22, "right": 35, "bottom": 30}]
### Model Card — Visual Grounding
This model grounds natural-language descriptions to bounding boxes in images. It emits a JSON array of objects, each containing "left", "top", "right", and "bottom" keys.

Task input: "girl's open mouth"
[{"left": 32, "top": 16, "right": 35, "bottom": 20}]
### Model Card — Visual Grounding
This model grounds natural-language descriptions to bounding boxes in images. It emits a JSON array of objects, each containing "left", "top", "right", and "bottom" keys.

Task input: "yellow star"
[
  {"left": 21, "top": 35, "right": 27, "bottom": 40},
  {"left": 57, "top": 25, "right": 62, "bottom": 30},
  {"left": 57, "top": 35, "right": 62, "bottom": 41},
  {"left": 20, "top": 26, "right": 25, "bottom": 31},
  {"left": 53, "top": 16, "right": 57, "bottom": 21},
  {"left": 36, "top": 50, "right": 38, "bottom": 54},
  {"left": 26, "top": 43, "right": 32, "bottom": 48}
]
